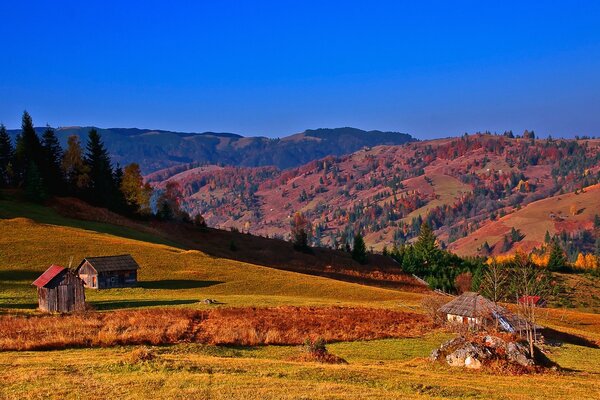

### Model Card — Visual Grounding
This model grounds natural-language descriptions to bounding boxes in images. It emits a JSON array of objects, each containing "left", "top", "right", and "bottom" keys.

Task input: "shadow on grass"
[
  {"left": 91, "top": 299, "right": 199, "bottom": 310},
  {"left": 0, "top": 302, "right": 38, "bottom": 310},
  {"left": 138, "top": 280, "right": 223, "bottom": 290},
  {"left": 0, "top": 270, "right": 41, "bottom": 281},
  {"left": 542, "top": 327, "right": 599, "bottom": 349}
]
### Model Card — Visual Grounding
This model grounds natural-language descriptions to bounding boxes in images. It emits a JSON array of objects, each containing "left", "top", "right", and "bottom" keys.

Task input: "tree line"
[{"left": 0, "top": 111, "right": 195, "bottom": 223}]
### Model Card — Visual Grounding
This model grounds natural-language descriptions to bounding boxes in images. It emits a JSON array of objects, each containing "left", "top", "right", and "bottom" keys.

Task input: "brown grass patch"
[
  {"left": 195, "top": 306, "right": 434, "bottom": 346},
  {"left": 0, "top": 307, "right": 433, "bottom": 351}
]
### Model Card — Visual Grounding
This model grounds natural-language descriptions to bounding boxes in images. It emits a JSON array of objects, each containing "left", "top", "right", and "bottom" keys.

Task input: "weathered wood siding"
[
  {"left": 37, "top": 270, "right": 86, "bottom": 313},
  {"left": 78, "top": 261, "right": 98, "bottom": 288}
]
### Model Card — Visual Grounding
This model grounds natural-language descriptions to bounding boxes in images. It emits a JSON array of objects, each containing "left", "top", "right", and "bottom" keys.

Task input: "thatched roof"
[
  {"left": 438, "top": 292, "right": 497, "bottom": 318},
  {"left": 78, "top": 255, "right": 140, "bottom": 273},
  {"left": 439, "top": 292, "right": 539, "bottom": 333}
]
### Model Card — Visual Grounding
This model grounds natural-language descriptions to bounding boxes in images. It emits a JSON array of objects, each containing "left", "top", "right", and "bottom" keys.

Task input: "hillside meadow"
[
  {"left": 2, "top": 199, "right": 600, "bottom": 399},
  {"left": 0, "top": 199, "right": 420, "bottom": 311}
]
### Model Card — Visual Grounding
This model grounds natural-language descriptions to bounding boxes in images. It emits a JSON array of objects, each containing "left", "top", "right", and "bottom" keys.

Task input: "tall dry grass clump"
[
  {"left": 196, "top": 306, "right": 433, "bottom": 345},
  {"left": 0, "top": 309, "right": 205, "bottom": 351},
  {"left": 0, "top": 306, "right": 434, "bottom": 351}
]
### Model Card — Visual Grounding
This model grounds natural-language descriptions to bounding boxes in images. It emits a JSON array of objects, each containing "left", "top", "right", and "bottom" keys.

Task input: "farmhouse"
[
  {"left": 439, "top": 292, "right": 532, "bottom": 333},
  {"left": 76, "top": 254, "right": 140, "bottom": 289},
  {"left": 32, "top": 265, "right": 86, "bottom": 313}
]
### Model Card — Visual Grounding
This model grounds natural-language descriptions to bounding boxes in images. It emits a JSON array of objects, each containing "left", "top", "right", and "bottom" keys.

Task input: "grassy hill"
[{"left": 0, "top": 202, "right": 419, "bottom": 311}]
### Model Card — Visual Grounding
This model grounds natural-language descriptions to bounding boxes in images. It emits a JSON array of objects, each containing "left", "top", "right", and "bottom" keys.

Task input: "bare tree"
[
  {"left": 510, "top": 253, "right": 553, "bottom": 357},
  {"left": 479, "top": 260, "right": 509, "bottom": 330}
]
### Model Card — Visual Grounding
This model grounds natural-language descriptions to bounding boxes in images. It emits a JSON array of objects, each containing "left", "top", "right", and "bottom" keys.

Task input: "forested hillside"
[
  {"left": 152, "top": 133, "right": 600, "bottom": 259},
  {"left": 7, "top": 126, "right": 414, "bottom": 173}
]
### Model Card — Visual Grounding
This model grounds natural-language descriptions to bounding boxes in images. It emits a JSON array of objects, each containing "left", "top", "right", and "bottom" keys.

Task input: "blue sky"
[{"left": 1, "top": 1, "right": 599, "bottom": 139}]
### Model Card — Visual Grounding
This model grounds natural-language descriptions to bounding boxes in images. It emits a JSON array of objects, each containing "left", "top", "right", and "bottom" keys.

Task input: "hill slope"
[
  {"left": 7, "top": 126, "right": 414, "bottom": 173},
  {"left": 0, "top": 196, "right": 422, "bottom": 311},
  {"left": 154, "top": 135, "right": 600, "bottom": 254}
]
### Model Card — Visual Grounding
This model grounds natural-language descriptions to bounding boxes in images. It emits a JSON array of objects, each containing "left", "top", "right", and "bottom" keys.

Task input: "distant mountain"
[
  {"left": 7, "top": 126, "right": 414, "bottom": 173},
  {"left": 151, "top": 134, "right": 600, "bottom": 256}
]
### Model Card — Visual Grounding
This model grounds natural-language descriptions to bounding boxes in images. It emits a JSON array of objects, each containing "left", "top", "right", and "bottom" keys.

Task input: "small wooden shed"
[
  {"left": 32, "top": 265, "right": 86, "bottom": 313},
  {"left": 76, "top": 254, "right": 140, "bottom": 289}
]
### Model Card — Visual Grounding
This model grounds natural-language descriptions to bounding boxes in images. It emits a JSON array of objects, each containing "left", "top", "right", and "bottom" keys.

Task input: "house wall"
[
  {"left": 37, "top": 272, "right": 85, "bottom": 313},
  {"left": 97, "top": 270, "right": 137, "bottom": 289},
  {"left": 78, "top": 262, "right": 98, "bottom": 289},
  {"left": 446, "top": 314, "right": 482, "bottom": 327}
]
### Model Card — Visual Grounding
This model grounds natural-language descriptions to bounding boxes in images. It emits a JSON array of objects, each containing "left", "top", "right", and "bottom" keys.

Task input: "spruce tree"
[
  {"left": 24, "top": 161, "right": 46, "bottom": 201},
  {"left": 85, "top": 129, "right": 114, "bottom": 206},
  {"left": 414, "top": 223, "right": 439, "bottom": 262},
  {"left": 352, "top": 233, "right": 367, "bottom": 264},
  {"left": 0, "top": 124, "right": 14, "bottom": 187},
  {"left": 14, "top": 111, "right": 43, "bottom": 188},
  {"left": 40, "top": 126, "right": 64, "bottom": 194},
  {"left": 547, "top": 238, "right": 567, "bottom": 272}
]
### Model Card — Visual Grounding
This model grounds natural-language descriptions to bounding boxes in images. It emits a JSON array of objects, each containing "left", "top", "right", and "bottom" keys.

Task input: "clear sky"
[{"left": 1, "top": 1, "right": 599, "bottom": 139}]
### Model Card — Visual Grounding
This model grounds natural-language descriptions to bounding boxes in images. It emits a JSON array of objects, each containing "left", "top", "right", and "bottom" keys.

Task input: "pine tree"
[
  {"left": 85, "top": 129, "right": 114, "bottom": 206},
  {"left": 547, "top": 238, "right": 567, "bottom": 272},
  {"left": 352, "top": 233, "right": 367, "bottom": 264},
  {"left": 0, "top": 124, "right": 14, "bottom": 187},
  {"left": 414, "top": 223, "right": 439, "bottom": 262},
  {"left": 14, "top": 111, "right": 42, "bottom": 188},
  {"left": 544, "top": 230, "right": 551, "bottom": 243},
  {"left": 40, "top": 126, "right": 64, "bottom": 194},
  {"left": 24, "top": 161, "right": 46, "bottom": 201}
]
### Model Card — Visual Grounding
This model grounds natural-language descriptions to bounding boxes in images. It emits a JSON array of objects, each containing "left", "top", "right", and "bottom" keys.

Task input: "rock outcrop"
[{"left": 430, "top": 335, "right": 535, "bottom": 370}]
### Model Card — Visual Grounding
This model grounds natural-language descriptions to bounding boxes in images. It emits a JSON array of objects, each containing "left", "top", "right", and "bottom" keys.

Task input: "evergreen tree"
[
  {"left": 40, "top": 126, "right": 64, "bottom": 194},
  {"left": 24, "top": 161, "right": 46, "bottom": 201},
  {"left": 544, "top": 230, "right": 551, "bottom": 243},
  {"left": 85, "top": 129, "right": 114, "bottom": 206},
  {"left": 414, "top": 223, "right": 439, "bottom": 262},
  {"left": 352, "top": 233, "right": 367, "bottom": 264},
  {"left": 547, "top": 238, "right": 567, "bottom": 271},
  {"left": 0, "top": 124, "right": 14, "bottom": 187},
  {"left": 14, "top": 111, "right": 43, "bottom": 188}
]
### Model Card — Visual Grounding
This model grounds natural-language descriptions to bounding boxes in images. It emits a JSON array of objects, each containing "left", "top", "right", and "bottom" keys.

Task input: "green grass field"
[
  {"left": 1, "top": 336, "right": 599, "bottom": 399},
  {"left": 1, "top": 197, "right": 600, "bottom": 399}
]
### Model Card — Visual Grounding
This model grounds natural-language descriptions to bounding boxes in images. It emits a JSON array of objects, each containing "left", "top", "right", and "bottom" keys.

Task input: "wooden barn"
[
  {"left": 438, "top": 292, "right": 534, "bottom": 333},
  {"left": 76, "top": 254, "right": 140, "bottom": 289},
  {"left": 32, "top": 265, "right": 86, "bottom": 313}
]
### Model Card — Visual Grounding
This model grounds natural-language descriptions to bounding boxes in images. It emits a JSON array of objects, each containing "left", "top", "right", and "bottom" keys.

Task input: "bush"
[{"left": 127, "top": 346, "right": 156, "bottom": 363}]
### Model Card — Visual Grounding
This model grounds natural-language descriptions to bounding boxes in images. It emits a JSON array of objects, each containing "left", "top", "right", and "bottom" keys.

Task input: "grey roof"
[
  {"left": 78, "top": 254, "right": 140, "bottom": 273},
  {"left": 438, "top": 292, "right": 540, "bottom": 332},
  {"left": 439, "top": 292, "right": 497, "bottom": 318}
]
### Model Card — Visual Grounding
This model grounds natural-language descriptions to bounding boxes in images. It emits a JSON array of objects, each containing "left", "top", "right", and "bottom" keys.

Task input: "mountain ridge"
[{"left": 7, "top": 126, "right": 414, "bottom": 173}]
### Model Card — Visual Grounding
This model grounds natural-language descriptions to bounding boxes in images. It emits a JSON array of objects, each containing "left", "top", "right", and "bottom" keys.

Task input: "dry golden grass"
[
  {"left": 0, "top": 306, "right": 432, "bottom": 351},
  {"left": 195, "top": 306, "right": 433, "bottom": 345}
]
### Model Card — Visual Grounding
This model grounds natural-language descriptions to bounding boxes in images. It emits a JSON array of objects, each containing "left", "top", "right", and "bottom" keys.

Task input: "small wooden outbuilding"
[
  {"left": 76, "top": 254, "right": 140, "bottom": 289},
  {"left": 32, "top": 265, "right": 86, "bottom": 313}
]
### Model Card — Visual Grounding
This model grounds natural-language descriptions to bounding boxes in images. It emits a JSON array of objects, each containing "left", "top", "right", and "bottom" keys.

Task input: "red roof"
[
  {"left": 32, "top": 265, "right": 66, "bottom": 287},
  {"left": 518, "top": 295, "right": 545, "bottom": 305}
]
